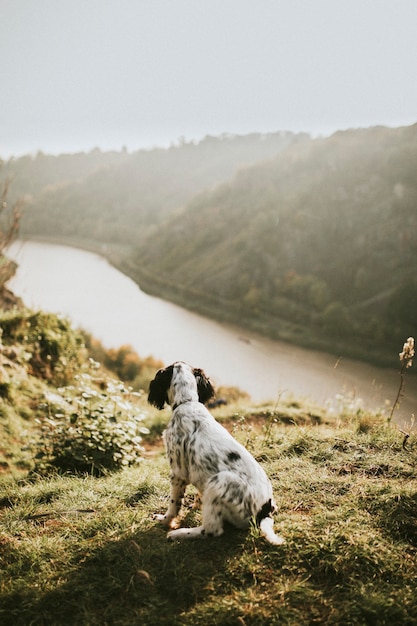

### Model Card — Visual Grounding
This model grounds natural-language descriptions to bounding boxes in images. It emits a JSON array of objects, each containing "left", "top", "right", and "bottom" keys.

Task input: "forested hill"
[
  {"left": 4, "top": 131, "right": 307, "bottom": 245},
  {"left": 3, "top": 124, "right": 417, "bottom": 365},
  {"left": 133, "top": 124, "right": 417, "bottom": 364}
]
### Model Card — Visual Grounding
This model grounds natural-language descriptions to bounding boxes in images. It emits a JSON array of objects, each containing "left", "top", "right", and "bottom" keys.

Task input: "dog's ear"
[
  {"left": 193, "top": 368, "right": 215, "bottom": 405},
  {"left": 148, "top": 366, "right": 173, "bottom": 410}
]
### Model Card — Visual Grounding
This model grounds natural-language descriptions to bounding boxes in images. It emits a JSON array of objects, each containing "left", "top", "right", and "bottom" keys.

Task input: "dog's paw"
[
  {"left": 167, "top": 528, "right": 192, "bottom": 541},
  {"left": 153, "top": 514, "right": 181, "bottom": 529},
  {"left": 167, "top": 526, "right": 206, "bottom": 541},
  {"left": 153, "top": 514, "right": 171, "bottom": 527}
]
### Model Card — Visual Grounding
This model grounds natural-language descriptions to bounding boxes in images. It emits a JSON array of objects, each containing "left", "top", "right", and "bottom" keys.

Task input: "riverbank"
[
  {"left": 124, "top": 260, "right": 401, "bottom": 368},
  {"left": 7, "top": 239, "right": 417, "bottom": 425},
  {"left": 18, "top": 233, "right": 405, "bottom": 370}
]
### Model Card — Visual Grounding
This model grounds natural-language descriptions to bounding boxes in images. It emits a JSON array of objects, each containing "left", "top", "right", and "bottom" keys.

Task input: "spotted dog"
[{"left": 148, "top": 361, "right": 285, "bottom": 544}]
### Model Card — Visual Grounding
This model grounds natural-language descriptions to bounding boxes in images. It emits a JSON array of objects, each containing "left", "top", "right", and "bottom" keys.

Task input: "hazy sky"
[{"left": 1, "top": 0, "right": 417, "bottom": 158}]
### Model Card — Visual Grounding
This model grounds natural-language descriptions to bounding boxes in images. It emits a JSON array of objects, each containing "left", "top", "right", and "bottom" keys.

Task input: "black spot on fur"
[
  {"left": 189, "top": 450, "right": 196, "bottom": 467},
  {"left": 224, "top": 482, "right": 244, "bottom": 504},
  {"left": 227, "top": 451, "right": 241, "bottom": 463},
  {"left": 201, "top": 455, "right": 219, "bottom": 474}
]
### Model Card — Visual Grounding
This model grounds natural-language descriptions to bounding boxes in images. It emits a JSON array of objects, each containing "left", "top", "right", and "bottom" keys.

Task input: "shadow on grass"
[{"left": 1, "top": 523, "right": 247, "bottom": 626}]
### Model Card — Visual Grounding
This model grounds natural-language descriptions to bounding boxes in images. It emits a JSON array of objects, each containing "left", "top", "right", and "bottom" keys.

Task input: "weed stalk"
[{"left": 388, "top": 337, "right": 414, "bottom": 423}]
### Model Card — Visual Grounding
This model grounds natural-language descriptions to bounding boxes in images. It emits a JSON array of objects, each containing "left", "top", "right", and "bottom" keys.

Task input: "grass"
[
  {"left": 1, "top": 307, "right": 416, "bottom": 624},
  {"left": 1, "top": 412, "right": 417, "bottom": 626}
]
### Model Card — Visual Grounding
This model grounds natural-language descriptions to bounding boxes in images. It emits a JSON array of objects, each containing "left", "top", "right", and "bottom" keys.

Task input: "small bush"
[
  {"left": 1, "top": 309, "right": 85, "bottom": 385},
  {"left": 32, "top": 375, "right": 148, "bottom": 476}
]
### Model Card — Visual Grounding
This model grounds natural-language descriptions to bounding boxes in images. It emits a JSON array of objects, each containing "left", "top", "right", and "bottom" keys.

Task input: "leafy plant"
[
  {"left": 1, "top": 309, "right": 85, "bottom": 385},
  {"left": 32, "top": 374, "right": 148, "bottom": 475}
]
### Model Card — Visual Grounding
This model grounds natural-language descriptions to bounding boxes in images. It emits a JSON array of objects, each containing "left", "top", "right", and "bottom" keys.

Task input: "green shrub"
[
  {"left": 32, "top": 375, "right": 148, "bottom": 476},
  {"left": 1, "top": 309, "right": 85, "bottom": 385}
]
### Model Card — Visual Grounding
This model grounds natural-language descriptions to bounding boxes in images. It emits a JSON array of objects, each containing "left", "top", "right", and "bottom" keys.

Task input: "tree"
[
  {"left": 0, "top": 174, "right": 23, "bottom": 255},
  {"left": 319, "top": 301, "right": 353, "bottom": 338}
]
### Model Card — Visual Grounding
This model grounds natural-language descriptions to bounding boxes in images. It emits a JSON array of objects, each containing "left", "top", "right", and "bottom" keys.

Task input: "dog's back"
[{"left": 165, "top": 400, "right": 271, "bottom": 500}]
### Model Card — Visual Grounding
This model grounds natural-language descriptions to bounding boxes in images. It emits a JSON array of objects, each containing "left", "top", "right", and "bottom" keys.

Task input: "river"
[{"left": 6, "top": 240, "right": 416, "bottom": 424}]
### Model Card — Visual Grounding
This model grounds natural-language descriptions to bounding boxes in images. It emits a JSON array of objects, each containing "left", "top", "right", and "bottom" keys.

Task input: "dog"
[{"left": 148, "top": 361, "right": 285, "bottom": 545}]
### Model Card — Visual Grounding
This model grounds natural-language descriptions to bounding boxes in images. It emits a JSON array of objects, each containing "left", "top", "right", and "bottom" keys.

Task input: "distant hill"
[
  {"left": 132, "top": 124, "right": 417, "bottom": 364},
  {"left": 3, "top": 125, "right": 417, "bottom": 365},
  {"left": 4, "top": 132, "right": 307, "bottom": 246}
]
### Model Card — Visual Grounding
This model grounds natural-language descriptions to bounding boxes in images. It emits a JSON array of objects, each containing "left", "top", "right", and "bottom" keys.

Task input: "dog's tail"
[
  {"left": 257, "top": 499, "right": 286, "bottom": 546},
  {"left": 259, "top": 516, "right": 286, "bottom": 545}
]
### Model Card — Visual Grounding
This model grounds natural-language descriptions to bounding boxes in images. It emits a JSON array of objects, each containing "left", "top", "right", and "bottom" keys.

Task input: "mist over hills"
[
  {"left": 5, "top": 132, "right": 306, "bottom": 245},
  {"left": 3, "top": 125, "right": 417, "bottom": 365}
]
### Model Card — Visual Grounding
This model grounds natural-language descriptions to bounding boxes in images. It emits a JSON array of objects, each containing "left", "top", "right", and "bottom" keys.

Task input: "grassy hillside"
[
  {"left": 2, "top": 401, "right": 417, "bottom": 625},
  {"left": 1, "top": 305, "right": 417, "bottom": 625},
  {"left": 133, "top": 124, "right": 417, "bottom": 365},
  {"left": 2, "top": 420, "right": 417, "bottom": 626}
]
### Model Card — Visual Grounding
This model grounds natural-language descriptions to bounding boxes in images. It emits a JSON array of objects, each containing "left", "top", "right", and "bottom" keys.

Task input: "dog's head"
[{"left": 148, "top": 361, "right": 215, "bottom": 410}]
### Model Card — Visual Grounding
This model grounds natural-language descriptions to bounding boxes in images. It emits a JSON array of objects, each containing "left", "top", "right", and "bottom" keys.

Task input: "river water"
[{"left": 6, "top": 240, "right": 416, "bottom": 424}]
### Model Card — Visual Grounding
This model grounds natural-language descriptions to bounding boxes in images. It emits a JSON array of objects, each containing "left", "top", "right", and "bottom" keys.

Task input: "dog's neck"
[{"left": 168, "top": 363, "right": 199, "bottom": 409}]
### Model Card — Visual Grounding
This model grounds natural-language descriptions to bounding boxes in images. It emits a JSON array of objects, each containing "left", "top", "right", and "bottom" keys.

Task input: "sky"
[{"left": 1, "top": 0, "right": 417, "bottom": 158}]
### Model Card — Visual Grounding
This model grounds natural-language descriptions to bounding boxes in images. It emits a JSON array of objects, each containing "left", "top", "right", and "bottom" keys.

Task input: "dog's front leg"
[{"left": 155, "top": 475, "right": 187, "bottom": 528}]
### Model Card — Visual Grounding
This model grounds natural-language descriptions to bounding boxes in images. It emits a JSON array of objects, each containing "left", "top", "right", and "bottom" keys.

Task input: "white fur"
[{"left": 148, "top": 361, "right": 285, "bottom": 545}]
